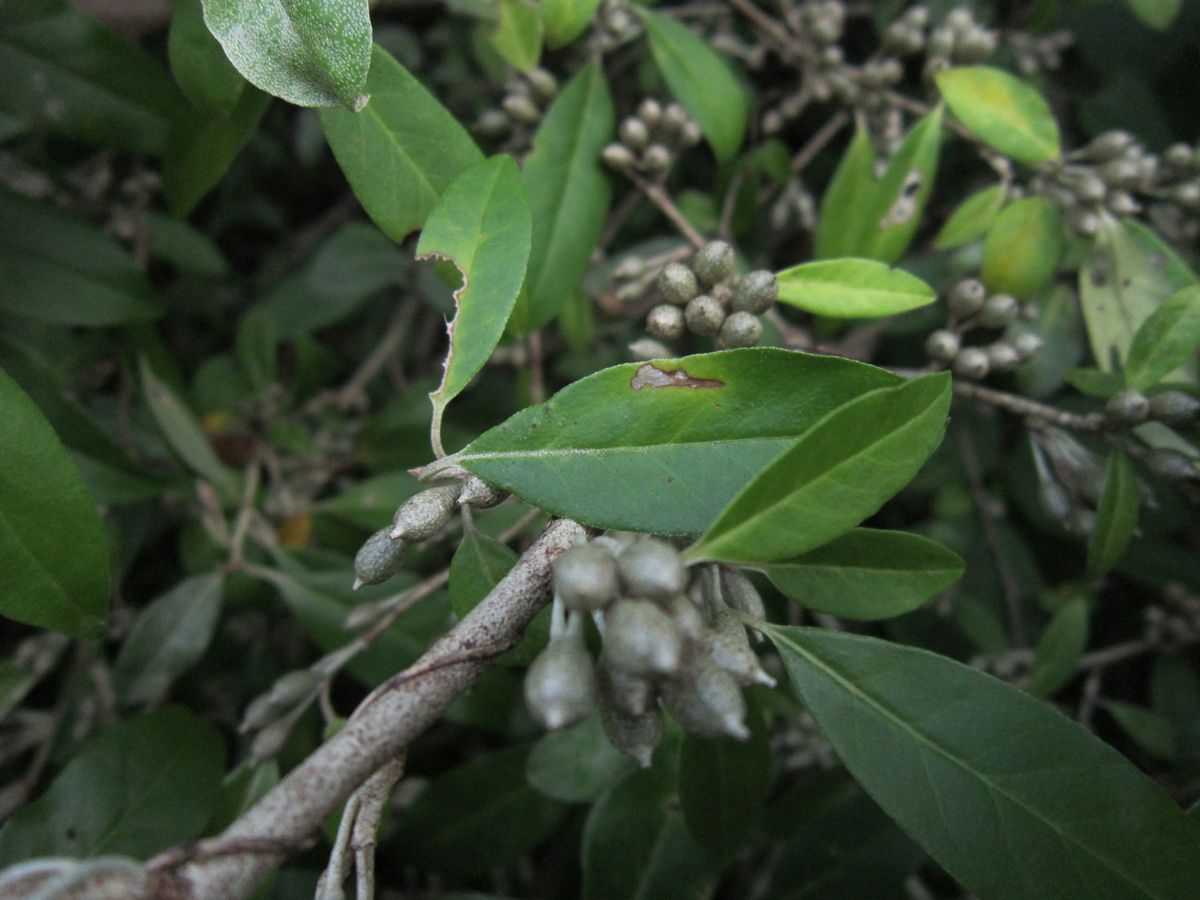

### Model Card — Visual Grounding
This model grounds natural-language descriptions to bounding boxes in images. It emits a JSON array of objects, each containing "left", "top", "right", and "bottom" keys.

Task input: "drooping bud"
[
  {"left": 1146, "top": 449, "right": 1199, "bottom": 481},
  {"left": 692, "top": 241, "right": 735, "bottom": 287},
  {"left": 618, "top": 538, "right": 687, "bottom": 599},
  {"left": 602, "top": 599, "right": 683, "bottom": 676},
  {"left": 1104, "top": 390, "right": 1150, "bottom": 428},
  {"left": 1149, "top": 390, "right": 1200, "bottom": 426},
  {"left": 704, "top": 605, "right": 776, "bottom": 688},
  {"left": 599, "top": 659, "right": 656, "bottom": 717},
  {"left": 554, "top": 543, "right": 620, "bottom": 612},
  {"left": 353, "top": 528, "right": 407, "bottom": 589},
  {"left": 731, "top": 270, "right": 778, "bottom": 314},
  {"left": 660, "top": 650, "right": 749, "bottom": 740},
  {"left": 599, "top": 697, "right": 663, "bottom": 769},
  {"left": 390, "top": 484, "right": 460, "bottom": 541},
  {"left": 524, "top": 633, "right": 598, "bottom": 730},
  {"left": 458, "top": 475, "right": 508, "bottom": 509},
  {"left": 665, "top": 593, "right": 706, "bottom": 640}
]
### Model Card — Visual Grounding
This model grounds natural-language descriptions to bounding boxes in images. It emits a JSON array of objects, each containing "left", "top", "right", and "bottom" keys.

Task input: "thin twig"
[
  {"left": 791, "top": 110, "right": 850, "bottom": 173},
  {"left": 952, "top": 381, "right": 1105, "bottom": 432},
  {"left": 625, "top": 170, "right": 706, "bottom": 249}
]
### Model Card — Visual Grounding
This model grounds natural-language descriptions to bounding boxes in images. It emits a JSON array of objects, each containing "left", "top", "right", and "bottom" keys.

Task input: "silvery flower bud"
[
  {"left": 502, "top": 94, "right": 541, "bottom": 125},
  {"left": 722, "top": 568, "right": 766, "bottom": 622},
  {"left": 458, "top": 475, "right": 508, "bottom": 509},
  {"left": 599, "top": 659, "right": 655, "bottom": 717},
  {"left": 554, "top": 543, "right": 620, "bottom": 612},
  {"left": 731, "top": 270, "right": 777, "bottom": 313},
  {"left": 1106, "top": 191, "right": 1139, "bottom": 215},
  {"left": 618, "top": 538, "right": 687, "bottom": 599},
  {"left": 1100, "top": 159, "right": 1140, "bottom": 189},
  {"left": 619, "top": 116, "right": 649, "bottom": 151},
  {"left": 603, "top": 143, "right": 637, "bottom": 170},
  {"left": 665, "top": 593, "right": 706, "bottom": 640},
  {"left": 1169, "top": 182, "right": 1200, "bottom": 208},
  {"left": 241, "top": 670, "right": 321, "bottom": 732},
  {"left": 1146, "top": 449, "right": 1198, "bottom": 481},
  {"left": 354, "top": 528, "right": 406, "bottom": 588},
  {"left": 647, "top": 304, "right": 685, "bottom": 341},
  {"left": 1013, "top": 332, "right": 1044, "bottom": 359},
  {"left": 693, "top": 241, "right": 735, "bottom": 287},
  {"left": 979, "top": 293, "right": 1019, "bottom": 327},
  {"left": 1149, "top": 390, "right": 1200, "bottom": 426},
  {"left": 476, "top": 109, "right": 510, "bottom": 136},
  {"left": 705, "top": 606, "right": 776, "bottom": 688},
  {"left": 685, "top": 295, "right": 726, "bottom": 335},
  {"left": 925, "top": 329, "right": 961, "bottom": 361},
  {"left": 637, "top": 98, "right": 663, "bottom": 128},
  {"left": 1104, "top": 390, "right": 1150, "bottom": 427},
  {"left": 953, "top": 348, "right": 990, "bottom": 380},
  {"left": 1085, "top": 130, "right": 1134, "bottom": 162},
  {"left": 719, "top": 311, "right": 762, "bottom": 348},
  {"left": 662, "top": 103, "right": 691, "bottom": 138},
  {"left": 525, "top": 635, "right": 597, "bottom": 730},
  {"left": 660, "top": 650, "right": 749, "bottom": 740},
  {"left": 986, "top": 342, "right": 1022, "bottom": 373},
  {"left": 658, "top": 261, "right": 699, "bottom": 305},
  {"left": 949, "top": 278, "right": 987, "bottom": 318},
  {"left": 927, "top": 26, "right": 955, "bottom": 57},
  {"left": 1069, "top": 209, "right": 1101, "bottom": 236},
  {"left": 390, "top": 484, "right": 459, "bottom": 541},
  {"left": 681, "top": 121, "right": 702, "bottom": 147},
  {"left": 526, "top": 67, "right": 558, "bottom": 103},
  {"left": 642, "top": 144, "right": 673, "bottom": 175},
  {"left": 603, "top": 599, "right": 683, "bottom": 676},
  {"left": 1072, "top": 172, "right": 1107, "bottom": 204},
  {"left": 599, "top": 693, "right": 662, "bottom": 768}
]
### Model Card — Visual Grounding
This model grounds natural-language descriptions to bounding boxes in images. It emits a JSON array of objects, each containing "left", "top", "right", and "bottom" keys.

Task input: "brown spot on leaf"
[{"left": 630, "top": 363, "right": 725, "bottom": 391}]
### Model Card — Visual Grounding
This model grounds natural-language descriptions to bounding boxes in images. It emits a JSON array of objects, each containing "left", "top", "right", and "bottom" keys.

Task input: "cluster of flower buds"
[
  {"left": 1008, "top": 29, "right": 1073, "bottom": 76},
  {"left": 923, "top": 7, "right": 998, "bottom": 80},
  {"left": 881, "top": 5, "right": 931, "bottom": 57},
  {"left": 352, "top": 475, "right": 508, "bottom": 589},
  {"left": 523, "top": 536, "right": 774, "bottom": 766},
  {"left": 1103, "top": 389, "right": 1200, "bottom": 432},
  {"left": 924, "top": 278, "right": 1043, "bottom": 380},
  {"left": 587, "top": 0, "right": 643, "bottom": 53},
  {"left": 602, "top": 99, "right": 702, "bottom": 179},
  {"left": 474, "top": 68, "right": 559, "bottom": 142},
  {"left": 760, "top": 1, "right": 847, "bottom": 134},
  {"left": 644, "top": 240, "right": 777, "bottom": 348},
  {"left": 1144, "top": 584, "right": 1200, "bottom": 649}
]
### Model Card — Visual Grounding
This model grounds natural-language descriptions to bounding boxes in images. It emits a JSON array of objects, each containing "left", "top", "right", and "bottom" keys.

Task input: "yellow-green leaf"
[
  {"left": 936, "top": 66, "right": 1060, "bottom": 164},
  {"left": 981, "top": 196, "right": 1063, "bottom": 298}
]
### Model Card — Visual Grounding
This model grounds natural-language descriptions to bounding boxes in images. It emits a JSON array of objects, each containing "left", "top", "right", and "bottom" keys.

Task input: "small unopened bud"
[
  {"left": 1100, "top": 159, "right": 1140, "bottom": 189},
  {"left": 1069, "top": 507, "right": 1096, "bottom": 536},
  {"left": 953, "top": 347, "right": 990, "bottom": 380},
  {"left": 722, "top": 568, "right": 766, "bottom": 622},
  {"left": 598, "top": 672, "right": 662, "bottom": 768},
  {"left": 647, "top": 304, "right": 685, "bottom": 341},
  {"left": 1072, "top": 172, "right": 1107, "bottom": 204},
  {"left": 390, "top": 484, "right": 459, "bottom": 541},
  {"left": 619, "top": 116, "right": 649, "bottom": 151},
  {"left": 1085, "top": 130, "right": 1135, "bottom": 162},
  {"left": 501, "top": 94, "right": 541, "bottom": 125},
  {"left": 1149, "top": 390, "right": 1200, "bottom": 426},
  {"left": 525, "top": 635, "right": 597, "bottom": 730},
  {"left": 458, "top": 475, "right": 508, "bottom": 509},
  {"left": 660, "top": 651, "right": 749, "bottom": 740},
  {"left": 979, "top": 293, "right": 1019, "bottom": 327},
  {"left": 1013, "top": 332, "right": 1044, "bottom": 359},
  {"left": 658, "top": 262, "right": 699, "bottom": 305},
  {"left": 731, "top": 270, "right": 777, "bottom": 314},
  {"left": 719, "top": 311, "right": 763, "bottom": 348},
  {"left": 241, "top": 670, "right": 321, "bottom": 732},
  {"left": 925, "top": 329, "right": 961, "bottom": 361},
  {"left": 250, "top": 717, "right": 294, "bottom": 763},
  {"left": 599, "top": 659, "right": 655, "bottom": 717},
  {"left": 665, "top": 593, "right": 706, "bottom": 640},
  {"left": 986, "top": 342, "right": 1022, "bottom": 372},
  {"left": 1039, "top": 478, "right": 1073, "bottom": 523},
  {"left": 637, "top": 98, "right": 663, "bottom": 128},
  {"left": 1104, "top": 390, "right": 1150, "bottom": 428},
  {"left": 554, "top": 543, "right": 620, "bottom": 612},
  {"left": 475, "top": 109, "right": 510, "bottom": 136},
  {"left": 641, "top": 143, "right": 673, "bottom": 174},
  {"left": 526, "top": 68, "right": 558, "bottom": 103},
  {"left": 948, "top": 278, "right": 987, "bottom": 318},
  {"left": 692, "top": 241, "right": 735, "bottom": 287},
  {"left": 705, "top": 606, "right": 776, "bottom": 688},
  {"left": 685, "top": 295, "right": 726, "bottom": 335},
  {"left": 603, "top": 599, "right": 683, "bottom": 676},
  {"left": 618, "top": 539, "right": 687, "bottom": 599},
  {"left": 681, "top": 121, "right": 702, "bottom": 147},
  {"left": 1169, "top": 181, "right": 1200, "bottom": 209},
  {"left": 1146, "top": 449, "right": 1198, "bottom": 481},
  {"left": 353, "top": 528, "right": 406, "bottom": 588},
  {"left": 603, "top": 143, "right": 637, "bottom": 170},
  {"left": 1106, "top": 191, "right": 1139, "bottom": 215},
  {"left": 662, "top": 103, "right": 690, "bottom": 138}
]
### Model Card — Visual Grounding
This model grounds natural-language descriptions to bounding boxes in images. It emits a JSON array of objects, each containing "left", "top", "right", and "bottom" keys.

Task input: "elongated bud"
[
  {"left": 704, "top": 606, "right": 776, "bottom": 688},
  {"left": 526, "top": 67, "right": 558, "bottom": 103},
  {"left": 458, "top": 475, "right": 508, "bottom": 509},
  {"left": 599, "top": 697, "right": 663, "bottom": 769},
  {"left": 722, "top": 568, "right": 767, "bottom": 623},
  {"left": 1146, "top": 449, "right": 1199, "bottom": 481},
  {"left": 1104, "top": 390, "right": 1150, "bottom": 428},
  {"left": 390, "top": 484, "right": 459, "bottom": 541},
  {"left": 554, "top": 543, "right": 620, "bottom": 612},
  {"left": 1084, "top": 130, "right": 1134, "bottom": 162},
  {"left": 1038, "top": 478, "right": 1073, "bottom": 524},
  {"left": 502, "top": 94, "right": 541, "bottom": 125},
  {"left": 353, "top": 528, "right": 406, "bottom": 588},
  {"left": 602, "top": 599, "right": 683, "bottom": 676},
  {"left": 665, "top": 593, "right": 706, "bottom": 640},
  {"left": 599, "top": 659, "right": 656, "bottom": 717},
  {"left": 618, "top": 539, "right": 687, "bottom": 599},
  {"left": 1149, "top": 390, "right": 1200, "bottom": 426},
  {"left": 637, "top": 98, "right": 662, "bottom": 128},
  {"left": 250, "top": 716, "right": 295, "bottom": 764},
  {"left": 241, "top": 670, "right": 321, "bottom": 732},
  {"left": 603, "top": 143, "right": 637, "bottom": 171},
  {"left": 986, "top": 342, "right": 1022, "bottom": 373},
  {"left": 524, "top": 635, "right": 597, "bottom": 730},
  {"left": 660, "top": 650, "right": 749, "bottom": 740},
  {"left": 629, "top": 338, "right": 672, "bottom": 361}
]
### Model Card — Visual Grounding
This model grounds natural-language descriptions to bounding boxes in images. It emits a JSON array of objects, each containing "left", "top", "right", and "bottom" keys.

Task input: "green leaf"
[
  {"left": 314, "top": 470, "right": 421, "bottom": 530},
  {"left": 934, "top": 183, "right": 1006, "bottom": 250},
  {"left": 935, "top": 66, "right": 1061, "bottom": 164},
  {"left": 320, "top": 45, "right": 483, "bottom": 241},
  {"left": 1105, "top": 701, "right": 1179, "bottom": 762},
  {"left": 490, "top": 0, "right": 542, "bottom": 72},
  {"left": 679, "top": 705, "right": 771, "bottom": 858},
  {"left": 981, "top": 196, "right": 1064, "bottom": 299},
  {"left": 201, "top": 0, "right": 371, "bottom": 110},
  {"left": 775, "top": 258, "right": 936, "bottom": 319},
  {"left": 0, "top": 190, "right": 164, "bottom": 325},
  {"left": 0, "top": 707, "right": 224, "bottom": 863},
  {"left": 140, "top": 357, "right": 241, "bottom": 500},
  {"left": 1067, "top": 366, "right": 1126, "bottom": 399},
  {"left": 513, "top": 61, "right": 613, "bottom": 334},
  {"left": 1087, "top": 451, "right": 1140, "bottom": 579},
  {"left": 542, "top": 0, "right": 601, "bottom": 48},
  {"left": 453, "top": 348, "right": 902, "bottom": 535},
  {"left": 762, "top": 529, "right": 964, "bottom": 620},
  {"left": 420, "top": 156, "right": 531, "bottom": 418},
  {"left": 163, "top": 84, "right": 271, "bottom": 215},
  {"left": 113, "top": 573, "right": 225, "bottom": 706},
  {"left": 1026, "top": 597, "right": 1089, "bottom": 699},
  {"left": 145, "top": 212, "right": 230, "bottom": 277},
  {"left": 1079, "top": 219, "right": 1198, "bottom": 372},
  {"left": 0, "top": 368, "right": 109, "bottom": 637},
  {"left": 1125, "top": 285, "right": 1200, "bottom": 391},
  {"left": 639, "top": 7, "right": 748, "bottom": 163},
  {"left": 815, "top": 123, "right": 876, "bottom": 260},
  {"left": 0, "top": 7, "right": 183, "bottom": 154},
  {"left": 169, "top": 0, "right": 245, "bottom": 117},
  {"left": 765, "top": 625, "right": 1200, "bottom": 900},
  {"left": 526, "top": 713, "right": 637, "bottom": 803},
  {"left": 687, "top": 373, "right": 951, "bottom": 564},
  {"left": 449, "top": 529, "right": 518, "bottom": 619},
  {"left": 1127, "top": 0, "right": 1183, "bottom": 30},
  {"left": 582, "top": 745, "right": 720, "bottom": 900}
]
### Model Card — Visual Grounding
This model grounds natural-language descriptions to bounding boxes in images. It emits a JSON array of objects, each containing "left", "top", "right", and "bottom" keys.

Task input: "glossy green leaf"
[
  {"left": 201, "top": 0, "right": 371, "bottom": 110},
  {"left": 513, "top": 61, "right": 613, "bottom": 333},
  {"left": 936, "top": 66, "right": 1061, "bottom": 164},
  {"left": 420, "top": 156, "right": 531, "bottom": 416},
  {"left": 320, "top": 46, "right": 483, "bottom": 241},
  {"left": 1105, "top": 701, "right": 1178, "bottom": 761},
  {"left": 0, "top": 8, "right": 182, "bottom": 154},
  {"left": 775, "top": 258, "right": 936, "bottom": 319},
  {"left": 0, "top": 368, "right": 109, "bottom": 637},
  {"left": 934, "top": 183, "right": 1006, "bottom": 250},
  {"left": 1087, "top": 451, "right": 1139, "bottom": 579},
  {"left": 639, "top": 8, "right": 748, "bottom": 163},
  {"left": 1079, "top": 219, "right": 1198, "bottom": 372},
  {"left": 145, "top": 213, "right": 230, "bottom": 277},
  {"left": 526, "top": 714, "right": 636, "bottom": 803},
  {"left": 491, "top": 0, "right": 542, "bottom": 72},
  {"left": 1127, "top": 0, "right": 1182, "bottom": 30},
  {"left": 981, "top": 197, "right": 1064, "bottom": 299},
  {"left": 314, "top": 470, "right": 421, "bottom": 530},
  {"left": 169, "top": 0, "right": 245, "bottom": 116},
  {"left": 113, "top": 573, "right": 225, "bottom": 706},
  {"left": 762, "top": 529, "right": 964, "bottom": 620},
  {"left": 0, "top": 190, "right": 163, "bottom": 325},
  {"left": 679, "top": 706, "right": 771, "bottom": 858},
  {"left": 452, "top": 349, "right": 902, "bottom": 535},
  {"left": 1067, "top": 367, "right": 1126, "bottom": 399},
  {"left": 767, "top": 625, "right": 1200, "bottom": 900},
  {"left": 1124, "top": 285, "right": 1200, "bottom": 391},
  {"left": 449, "top": 529, "right": 518, "bottom": 619},
  {"left": 0, "top": 707, "right": 224, "bottom": 863},
  {"left": 815, "top": 123, "right": 876, "bottom": 259},
  {"left": 140, "top": 357, "right": 241, "bottom": 500},
  {"left": 542, "top": 0, "right": 602, "bottom": 48},
  {"left": 582, "top": 745, "right": 720, "bottom": 900},
  {"left": 687, "top": 373, "right": 951, "bottom": 564},
  {"left": 1026, "top": 597, "right": 1089, "bottom": 699}
]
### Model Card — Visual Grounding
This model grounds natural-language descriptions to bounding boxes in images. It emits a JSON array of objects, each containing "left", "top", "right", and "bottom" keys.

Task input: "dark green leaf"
[
  {"left": 453, "top": 349, "right": 902, "bottom": 535},
  {"left": 0, "top": 367, "right": 109, "bottom": 637},
  {"left": 320, "top": 46, "right": 483, "bottom": 241},
  {"left": 526, "top": 714, "right": 637, "bottom": 803},
  {"left": 1126, "top": 0, "right": 1182, "bottom": 30},
  {"left": 449, "top": 530, "right": 518, "bottom": 618},
  {"left": 490, "top": 0, "right": 542, "bottom": 72},
  {"left": 0, "top": 707, "right": 224, "bottom": 863},
  {"left": 1124, "top": 285, "right": 1200, "bottom": 391},
  {"left": 145, "top": 212, "right": 230, "bottom": 277},
  {"left": 775, "top": 258, "right": 936, "bottom": 319},
  {"left": 1026, "top": 597, "right": 1089, "bottom": 699},
  {"left": 815, "top": 124, "right": 876, "bottom": 260},
  {"left": 981, "top": 197, "right": 1064, "bottom": 299},
  {"left": 688, "top": 373, "right": 951, "bottom": 564},
  {"left": 763, "top": 529, "right": 964, "bottom": 620},
  {"left": 542, "top": 0, "right": 602, "bottom": 48},
  {"left": 766, "top": 625, "right": 1200, "bottom": 900},
  {"left": 1104, "top": 701, "right": 1179, "bottom": 762},
  {"left": 936, "top": 66, "right": 1060, "bottom": 164},
  {"left": 1087, "top": 451, "right": 1139, "bottom": 579},
  {"left": 314, "top": 470, "right": 421, "bottom": 531},
  {"left": 168, "top": 0, "right": 245, "bottom": 117},
  {"left": 934, "top": 183, "right": 1006, "bottom": 250}
]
